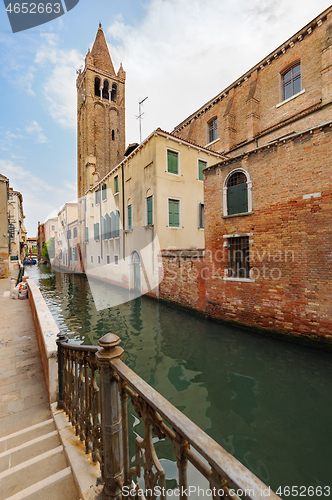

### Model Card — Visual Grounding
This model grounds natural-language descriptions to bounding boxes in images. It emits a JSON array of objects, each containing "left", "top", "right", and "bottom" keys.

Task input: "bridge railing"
[{"left": 57, "top": 333, "right": 280, "bottom": 500}]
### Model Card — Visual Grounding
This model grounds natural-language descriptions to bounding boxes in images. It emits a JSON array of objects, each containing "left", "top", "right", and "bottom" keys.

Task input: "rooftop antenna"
[{"left": 136, "top": 96, "right": 148, "bottom": 143}]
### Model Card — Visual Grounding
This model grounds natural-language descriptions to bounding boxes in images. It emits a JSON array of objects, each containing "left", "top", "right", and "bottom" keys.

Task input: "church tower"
[{"left": 77, "top": 24, "right": 126, "bottom": 200}]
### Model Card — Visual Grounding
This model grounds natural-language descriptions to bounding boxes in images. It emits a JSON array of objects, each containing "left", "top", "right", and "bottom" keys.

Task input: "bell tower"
[{"left": 77, "top": 23, "right": 126, "bottom": 200}]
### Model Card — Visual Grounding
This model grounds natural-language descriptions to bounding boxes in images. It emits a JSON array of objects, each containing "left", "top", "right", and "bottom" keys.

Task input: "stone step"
[
  {"left": 4, "top": 467, "right": 80, "bottom": 500},
  {"left": 0, "top": 419, "right": 55, "bottom": 453},
  {"left": 0, "top": 445, "right": 67, "bottom": 499},
  {"left": 0, "top": 430, "right": 60, "bottom": 473}
]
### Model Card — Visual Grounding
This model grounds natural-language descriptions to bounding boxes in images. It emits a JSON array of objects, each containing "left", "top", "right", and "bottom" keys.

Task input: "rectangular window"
[
  {"left": 90, "top": 255, "right": 93, "bottom": 264},
  {"left": 75, "top": 247, "right": 78, "bottom": 261},
  {"left": 127, "top": 204, "right": 132, "bottom": 229},
  {"left": 167, "top": 150, "right": 179, "bottom": 174},
  {"left": 105, "top": 213, "right": 111, "bottom": 239},
  {"left": 84, "top": 196, "right": 87, "bottom": 212},
  {"left": 147, "top": 196, "right": 153, "bottom": 226},
  {"left": 115, "top": 211, "right": 120, "bottom": 238},
  {"left": 51, "top": 225, "right": 55, "bottom": 231},
  {"left": 106, "top": 254, "right": 110, "bottom": 265},
  {"left": 67, "top": 229, "right": 71, "bottom": 240},
  {"left": 73, "top": 227, "right": 77, "bottom": 238},
  {"left": 228, "top": 237, "right": 250, "bottom": 278},
  {"left": 114, "top": 254, "right": 119, "bottom": 266},
  {"left": 102, "top": 183, "right": 107, "bottom": 200},
  {"left": 207, "top": 118, "right": 218, "bottom": 143},
  {"left": 114, "top": 176, "right": 119, "bottom": 193},
  {"left": 94, "top": 222, "right": 100, "bottom": 241},
  {"left": 199, "top": 203, "right": 204, "bottom": 228},
  {"left": 101, "top": 216, "right": 106, "bottom": 240},
  {"left": 85, "top": 227, "right": 89, "bottom": 243},
  {"left": 95, "top": 189, "right": 100, "bottom": 205},
  {"left": 168, "top": 199, "right": 180, "bottom": 227},
  {"left": 198, "top": 160, "right": 207, "bottom": 181},
  {"left": 283, "top": 63, "right": 301, "bottom": 101},
  {"left": 98, "top": 255, "right": 101, "bottom": 265}
]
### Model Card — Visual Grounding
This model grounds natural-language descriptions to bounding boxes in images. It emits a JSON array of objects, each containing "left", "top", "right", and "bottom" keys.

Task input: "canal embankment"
[{"left": 0, "top": 271, "right": 101, "bottom": 500}]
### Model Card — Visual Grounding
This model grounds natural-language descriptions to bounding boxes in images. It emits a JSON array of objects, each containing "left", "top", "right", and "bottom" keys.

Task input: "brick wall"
[{"left": 202, "top": 122, "right": 332, "bottom": 347}]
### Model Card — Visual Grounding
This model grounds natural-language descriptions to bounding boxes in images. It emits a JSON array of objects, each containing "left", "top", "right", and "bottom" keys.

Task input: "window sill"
[
  {"left": 114, "top": 191, "right": 119, "bottom": 195},
  {"left": 223, "top": 211, "right": 254, "bottom": 219},
  {"left": 276, "top": 89, "right": 305, "bottom": 108},
  {"left": 102, "top": 198, "right": 107, "bottom": 202},
  {"left": 144, "top": 224, "right": 154, "bottom": 228},
  {"left": 206, "top": 138, "right": 220, "bottom": 147},
  {"left": 124, "top": 229, "right": 133, "bottom": 233},
  {"left": 223, "top": 277, "right": 255, "bottom": 282},
  {"left": 167, "top": 226, "right": 182, "bottom": 229},
  {"left": 166, "top": 171, "right": 180, "bottom": 176}
]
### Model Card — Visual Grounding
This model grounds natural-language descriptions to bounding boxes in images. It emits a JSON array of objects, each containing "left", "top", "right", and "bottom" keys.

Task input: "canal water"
[{"left": 28, "top": 265, "right": 332, "bottom": 496}]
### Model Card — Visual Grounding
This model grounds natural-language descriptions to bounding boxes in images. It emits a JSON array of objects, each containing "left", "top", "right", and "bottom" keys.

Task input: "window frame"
[
  {"left": 127, "top": 203, "right": 132, "bottom": 230},
  {"left": 199, "top": 202, "right": 204, "bottom": 229},
  {"left": 280, "top": 61, "right": 301, "bottom": 102},
  {"left": 102, "top": 183, "right": 107, "bottom": 201},
  {"left": 146, "top": 195, "right": 153, "bottom": 226},
  {"left": 114, "top": 254, "right": 119, "bottom": 266},
  {"left": 95, "top": 188, "right": 101, "bottom": 205},
  {"left": 198, "top": 159, "right": 207, "bottom": 182},
  {"left": 166, "top": 149, "right": 180, "bottom": 176},
  {"left": 224, "top": 234, "right": 253, "bottom": 281},
  {"left": 206, "top": 117, "right": 218, "bottom": 145},
  {"left": 168, "top": 197, "right": 181, "bottom": 228},
  {"left": 114, "top": 176, "right": 119, "bottom": 194},
  {"left": 223, "top": 168, "right": 252, "bottom": 217}
]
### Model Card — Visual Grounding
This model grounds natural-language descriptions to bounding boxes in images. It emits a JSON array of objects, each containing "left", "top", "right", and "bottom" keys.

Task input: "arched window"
[
  {"left": 94, "top": 77, "right": 101, "bottom": 97},
  {"left": 223, "top": 169, "right": 252, "bottom": 216},
  {"left": 102, "top": 80, "right": 109, "bottom": 100},
  {"left": 111, "top": 83, "right": 117, "bottom": 102},
  {"left": 282, "top": 62, "right": 301, "bottom": 101}
]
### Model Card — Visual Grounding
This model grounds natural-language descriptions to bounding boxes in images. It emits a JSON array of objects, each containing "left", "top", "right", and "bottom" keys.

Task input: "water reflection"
[{"left": 28, "top": 265, "right": 332, "bottom": 493}]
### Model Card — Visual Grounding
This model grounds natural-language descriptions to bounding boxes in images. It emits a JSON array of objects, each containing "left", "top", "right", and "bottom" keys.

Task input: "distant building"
[
  {"left": 7, "top": 187, "right": 25, "bottom": 262},
  {"left": 0, "top": 174, "right": 9, "bottom": 278},
  {"left": 55, "top": 203, "right": 80, "bottom": 272},
  {"left": 26, "top": 237, "right": 37, "bottom": 256}
]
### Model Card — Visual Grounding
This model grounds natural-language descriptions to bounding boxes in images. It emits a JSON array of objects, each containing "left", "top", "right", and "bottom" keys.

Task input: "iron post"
[
  {"left": 56, "top": 332, "right": 68, "bottom": 409},
  {"left": 96, "top": 333, "right": 124, "bottom": 500}
]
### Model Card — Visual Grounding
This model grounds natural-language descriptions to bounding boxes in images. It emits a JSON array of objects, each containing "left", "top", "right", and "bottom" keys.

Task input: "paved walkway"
[{"left": 0, "top": 270, "right": 52, "bottom": 439}]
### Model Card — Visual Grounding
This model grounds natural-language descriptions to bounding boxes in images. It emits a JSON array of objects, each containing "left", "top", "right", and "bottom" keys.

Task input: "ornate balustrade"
[{"left": 57, "top": 333, "right": 280, "bottom": 500}]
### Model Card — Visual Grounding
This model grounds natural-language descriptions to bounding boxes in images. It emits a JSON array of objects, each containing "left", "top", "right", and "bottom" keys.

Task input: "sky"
[{"left": 0, "top": 0, "right": 331, "bottom": 237}]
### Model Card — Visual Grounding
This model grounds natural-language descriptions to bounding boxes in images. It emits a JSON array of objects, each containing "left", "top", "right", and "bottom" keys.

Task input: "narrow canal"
[{"left": 28, "top": 264, "right": 332, "bottom": 496}]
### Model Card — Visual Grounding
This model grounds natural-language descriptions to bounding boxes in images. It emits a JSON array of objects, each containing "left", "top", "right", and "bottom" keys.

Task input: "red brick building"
[{"left": 164, "top": 6, "right": 332, "bottom": 347}]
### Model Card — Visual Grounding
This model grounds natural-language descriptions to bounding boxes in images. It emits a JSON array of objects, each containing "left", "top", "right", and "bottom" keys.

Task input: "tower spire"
[{"left": 90, "top": 24, "right": 115, "bottom": 74}]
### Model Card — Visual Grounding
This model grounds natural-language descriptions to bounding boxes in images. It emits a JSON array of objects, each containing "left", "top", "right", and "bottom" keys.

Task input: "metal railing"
[{"left": 57, "top": 333, "right": 281, "bottom": 500}]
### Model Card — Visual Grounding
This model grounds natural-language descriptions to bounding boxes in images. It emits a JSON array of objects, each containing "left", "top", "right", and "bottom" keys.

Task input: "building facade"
[
  {"left": 8, "top": 187, "right": 25, "bottom": 261},
  {"left": 0, "top": 174, "right": 9, "bottom": 278}
]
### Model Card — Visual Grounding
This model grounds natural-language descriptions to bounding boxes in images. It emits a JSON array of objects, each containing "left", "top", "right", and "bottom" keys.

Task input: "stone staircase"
[{"left": 0, "top": 418, "right": 80, "bottom": 500}]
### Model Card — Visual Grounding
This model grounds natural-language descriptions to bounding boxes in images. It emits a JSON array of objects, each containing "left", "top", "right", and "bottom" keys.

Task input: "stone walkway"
[{"left": 0, "top": 271, "right": 52, "bottom": 439}]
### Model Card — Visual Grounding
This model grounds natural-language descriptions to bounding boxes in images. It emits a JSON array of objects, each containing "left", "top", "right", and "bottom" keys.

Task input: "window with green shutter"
[
  {"left": 101, "top": 216, "right": 106, "bottom": 240},
  {"left": 102, "top": 183, "right": 107, "bottom": 200},
  {"left": 168, "top": 199, "right": 180, "bottom": 227},
  {"left": 85, "top": 227, "right": 89, "bottom": 243},
  {"left": 227, "top": 172, "right": 248, "bottom": 216},
  {"left": 94, "top": 223, "right": 100, "bottom": 241},
  {"left": 127, "top": 204, "right": 132, "bottom": 229},
  {"left": 167, "top": 150, "right": 179, "bottom": 175},
  {"left": 114, "top": 176, "right": 119, "bottom": 193},
  {"left": 95, "top": 189, "right": 100, "bottom": 205},
  {"left": 105, "top": 213, "right": 111, "bottom": 239},
  {"left": 198, "top": 160, "right": 206, "bottom": 181},
  {"left": 115, "top": 210, "right": 120, "bottom": 238},
  {"left": 147, "top": 196, "right": 153, "bottom": 226}
]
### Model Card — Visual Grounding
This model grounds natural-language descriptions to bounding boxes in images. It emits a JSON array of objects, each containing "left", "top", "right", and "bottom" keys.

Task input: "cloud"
[
  {"left": 105, "top": 0, "right": 331, "bottom": 144},
  {"left": 35, "top": 38, "right": 83, "bottom": 129},
  {"left": 0, "top": 158, "right": 76, "bottom": 236},
  {"left": 25, "top": 121, "right": 47, "bottom": 143}
]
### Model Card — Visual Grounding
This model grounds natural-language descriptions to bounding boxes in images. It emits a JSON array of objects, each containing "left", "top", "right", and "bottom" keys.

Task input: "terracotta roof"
[{"left": 90, "top": 24, "right": 115, "bottom": 75}]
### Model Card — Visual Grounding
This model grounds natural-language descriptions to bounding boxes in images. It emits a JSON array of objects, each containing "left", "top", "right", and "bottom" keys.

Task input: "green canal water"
[{"left": 28, "top": 265, "right": 332, "bottom": 497}]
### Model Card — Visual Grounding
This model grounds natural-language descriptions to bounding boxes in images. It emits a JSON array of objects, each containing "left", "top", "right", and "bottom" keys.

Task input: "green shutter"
[
  {"left": 127, "top": 205, "right": 132, "bottom": 229},
  {"left": 115, "top": 176, "right": 119, "bottom": 193},
  {"left": 85, "top": 227, "right": 89, "bottom": 242},
  {"left": 167, "top": 150, "right": 178, "bottom": 174},
  {"left": 101, "top": 216, "right": 105, "bottom": 240},
  {"left": 147, "top": 196, "right": 153, "bottom": 225},
  {"left": 102, "top": 183, "right": 107, "bottom": 200},
  {"left": 227, "top": 183, "right": 248, "bottom": 215},
  {"left": 115, "top": 211, "right": 120, "bottom": 237},
  {"left": 198, "top": 160, "right": 206, "bottom": 181},
  {"left": 94, "top": 223, "right": 99, "bottom": 240},
  {"left": 95, "top": 189, "right": 100, "bottom": 205},
  {"left": 169, "top": 199, "right": 180, "bottom": 227}
]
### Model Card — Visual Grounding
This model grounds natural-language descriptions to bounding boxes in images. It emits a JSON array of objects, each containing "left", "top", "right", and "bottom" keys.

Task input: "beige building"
[
  {"left": 55, "top": 203, "right": 80, "bottom": 272},
  {"left": 83, "top": 129, "right": 224, "bottom": 295},
  {"left": 7, "top": 187, "right": 25, "bottom": 261},
  {"left": 0, "top": 174, "right": 9, "bottom": 278}
]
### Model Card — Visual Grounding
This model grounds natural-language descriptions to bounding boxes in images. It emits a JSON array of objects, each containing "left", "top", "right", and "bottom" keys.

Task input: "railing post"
[
  {"left": 56, "top": 332, "right": 68, "bottom": 409},
  {"left": 96, "top": 333, "right": 124, "bottom": 500}
]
